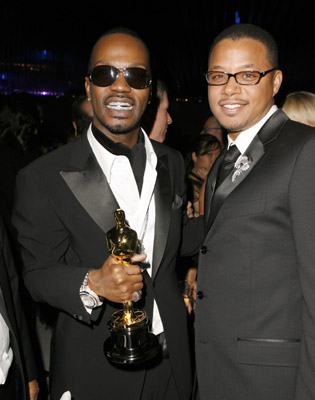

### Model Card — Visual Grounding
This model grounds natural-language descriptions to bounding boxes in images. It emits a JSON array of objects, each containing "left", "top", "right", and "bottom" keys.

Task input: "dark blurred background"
[{"left": 1, "top": 1, "right": 314, "bottom": 151}]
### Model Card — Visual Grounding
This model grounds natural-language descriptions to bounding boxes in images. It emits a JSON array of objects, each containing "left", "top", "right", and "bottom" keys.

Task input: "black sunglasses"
[{"left": 89, "top": 65, "right": 152, "bottom": 89}]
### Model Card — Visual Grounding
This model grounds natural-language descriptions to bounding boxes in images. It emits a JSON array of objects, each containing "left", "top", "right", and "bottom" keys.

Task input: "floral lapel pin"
[{"left": 232, "top": 156, "right": 252, "bottom": 182}]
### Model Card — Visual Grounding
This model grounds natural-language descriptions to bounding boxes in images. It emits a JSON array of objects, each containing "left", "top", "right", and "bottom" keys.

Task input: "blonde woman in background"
[{"left": 282, "top": 90, "right": 315, "bottom": 126}]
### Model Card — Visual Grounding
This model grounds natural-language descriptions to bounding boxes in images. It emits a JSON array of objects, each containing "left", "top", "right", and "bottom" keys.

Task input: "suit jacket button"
[
  {"left": 200, "top": 246, "right": 208, "bottom": 254},
  {"left": 197, "top": 291, "right": 204, "bottom": 299}
]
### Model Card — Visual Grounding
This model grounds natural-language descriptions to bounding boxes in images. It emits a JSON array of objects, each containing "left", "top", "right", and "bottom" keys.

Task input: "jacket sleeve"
[
  {"left": 0, "top": 218, "right": 38, "bottom": 383},
  {"left": 12, "top": 167, "right": 100, "bottom": 325}
]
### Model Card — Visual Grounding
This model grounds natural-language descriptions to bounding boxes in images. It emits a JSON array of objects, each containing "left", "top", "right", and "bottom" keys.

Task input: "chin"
[
  {"left": 220, "top": 120, "right": 247, "bottom": 133},
  {"left": 107, "top": 122, "right": 140, "bottom": 135}
]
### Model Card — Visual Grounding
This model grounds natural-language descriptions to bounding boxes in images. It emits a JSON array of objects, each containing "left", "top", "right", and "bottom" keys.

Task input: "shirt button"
[
  {"left": 200, "top": 246, "right": 208, "bottom": 254},
  {"left": 197, "top": 291, "right": 204, "bottom": 299}
]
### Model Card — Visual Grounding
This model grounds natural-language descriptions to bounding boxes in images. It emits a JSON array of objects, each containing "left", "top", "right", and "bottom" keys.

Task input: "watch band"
[
  {"left": 82, "top": 269, "right": 93, "bottom": 287},
  {"left": 80, "top": 269, "right": 103, "bottom": 308}
]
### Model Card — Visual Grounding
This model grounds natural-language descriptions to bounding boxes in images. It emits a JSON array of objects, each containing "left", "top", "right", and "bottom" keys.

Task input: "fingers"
[
  {"left": 133, "top": 290, "right": 142, "bottom": 302},
  {"left": 88, "top": 254, "right": 145, "bottom": 304},
  {"left": 130, "top": 253, "right": 147, "bottom": 264},
  {"left": 186, "top": 201, "right": 194, "bottom": 218},
  {"left": 186, "top": 301, "right": 193, "bottom": 315},
  {"left": 119, "top": 283, "right": 143, "bottom": 303},
  {"left": 186, "top": 267, "right": 197, "bottom": 282},
  {"left": 190, "top": 282, "right": 197, "bottom": 301},
  {"left": 112, "top": 263, "right": 143, "bottom": 289},
  {"left": 123, "top": 263, "right": 142, "bottom": 275}
]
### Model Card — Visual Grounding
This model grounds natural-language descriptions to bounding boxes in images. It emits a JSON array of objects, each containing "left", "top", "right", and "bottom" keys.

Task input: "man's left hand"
[{"left": 28, "top": 379, "right": 39, "bottom": 400}]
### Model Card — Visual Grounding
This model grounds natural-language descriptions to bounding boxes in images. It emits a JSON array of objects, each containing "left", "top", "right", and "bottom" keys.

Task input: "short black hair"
[
  {"left": 71, "top": 95, "right": 92, "bottom": 136},
  {"left": 141, "top": 79, "right": 167, "bottom": 134},
  {"left": 209, "top": 23, "right": 279, "bottom": 68},
  {"left": 87, "top": 27, "right": 150, "bottom": 75}
]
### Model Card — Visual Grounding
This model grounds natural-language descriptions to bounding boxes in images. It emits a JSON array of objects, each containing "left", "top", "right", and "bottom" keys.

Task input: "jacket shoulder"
[
  {"left": 18, "top": 134, "right": 89, "bottom": 176},
  {"left": 150, "top": 138, "right": 184, "bottom": 161}
]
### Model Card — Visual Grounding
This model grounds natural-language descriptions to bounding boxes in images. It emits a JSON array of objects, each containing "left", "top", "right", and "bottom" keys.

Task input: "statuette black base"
[{"left": 104, "top": 316, "right": 160, "bottom": 365}]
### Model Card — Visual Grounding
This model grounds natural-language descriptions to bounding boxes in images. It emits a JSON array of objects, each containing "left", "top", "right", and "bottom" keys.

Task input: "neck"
[
  {"left": 93, "top": 124, "right": 140, "bottom": 148},
  {"left": 228, "top": 131, "right": 241, "bottom": 142},
  {"left": 107, "top": 131, "right": 139, "bottom": 148}
]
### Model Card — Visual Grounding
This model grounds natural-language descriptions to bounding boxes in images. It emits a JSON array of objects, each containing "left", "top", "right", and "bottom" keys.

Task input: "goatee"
[{"left": 105, "top": 121, "right": 140, "bottom": 135}]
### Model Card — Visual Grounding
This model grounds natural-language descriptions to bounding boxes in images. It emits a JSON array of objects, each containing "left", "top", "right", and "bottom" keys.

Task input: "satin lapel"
[
  {"left": 217, "top": 136, "right": 264, "bottom": 200},
  {"left": 60, "top": 149, "right": 119, "bottom": 235},
  {"left": 152, "top": 153, "right": 172, "bottom": 279},
  {"left": 207, "top": 136, "right": 264, "bottom": 231}
]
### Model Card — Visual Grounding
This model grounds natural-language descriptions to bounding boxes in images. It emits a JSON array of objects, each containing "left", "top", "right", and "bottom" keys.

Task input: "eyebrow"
[
  {"left": 210, "top": 63, "right": 257, "bottom": 70},
  {"left": 94, "top": 59, "right": 149, "bottom": 69}
]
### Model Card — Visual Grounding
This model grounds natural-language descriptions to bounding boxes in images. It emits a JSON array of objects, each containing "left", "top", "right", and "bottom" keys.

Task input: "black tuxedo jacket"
[
  {"left": 195, "top": 110, "right": 315, "bottom": 400},
  {"left": 12, "top": 133, "right": 192, "bottom": 400},
  {"left": 0, "top": 217, "right": 37, "bottom": 399}
]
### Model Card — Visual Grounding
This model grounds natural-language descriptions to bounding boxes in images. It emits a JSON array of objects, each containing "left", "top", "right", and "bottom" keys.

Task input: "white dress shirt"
[
  {"left": 228, "top": 105, "right": 278, "bottom": 153},
  {"left": 87, "top": 126, "right": 164, "bottom": 335},
  {"left": 0, "top": 312, "right": 13, "bottom": 385}
]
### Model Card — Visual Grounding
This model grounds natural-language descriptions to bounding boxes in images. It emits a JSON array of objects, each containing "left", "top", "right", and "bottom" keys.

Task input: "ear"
[
  {"left": 192, "top": 152, "right": 198, "bottom": 163},
  {"left": 72, "top": 121, "right": 78, "bottom": 136},
  {"left": 272, "top": 69, "right": 283, "bottom": 97},
  {"left": 148, "top": 85, "right": 152, "bottom": 104},
  {"left": 85, "top": 76, "right": 91, "bottom": 100}
]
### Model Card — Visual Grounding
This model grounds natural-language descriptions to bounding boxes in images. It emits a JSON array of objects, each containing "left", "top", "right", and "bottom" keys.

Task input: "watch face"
[{"left": 80, "top": 292, "right": 96, "bottom": 308}]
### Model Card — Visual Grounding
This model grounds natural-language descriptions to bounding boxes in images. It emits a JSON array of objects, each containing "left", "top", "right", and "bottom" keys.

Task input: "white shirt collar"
[
  {"left": 87, "top": 125, "right": 157, "bottom": 184},
  {"left": 0, "top": 312, "right": 13, "bottom": 384},
  {"left": 228, "top": 105, "right": 278, "bottom": 154}
]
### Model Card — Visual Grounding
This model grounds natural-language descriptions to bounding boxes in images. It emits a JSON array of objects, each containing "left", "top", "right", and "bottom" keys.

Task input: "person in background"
[
  {"left": 142, "top": 79, "right": 172, "bottom": 143},
  {"left": 194, "top": 23, "right": 315, "bottom": 400},
  {"left": 0, "top": 216, "right": 39, "bottom": 399},
  {"left": 282, "top": 90, "right": 315, "bottom": 126},
  {"left": 0, "top": 96, "right": 44, "bottom": 399},
  {"left": 200, "top": 115, "right": 226, "bottom": 146},
  {"left": 185, "top": 133, "right": 222, "bottom": 218},
  {"left": 0, "top": 97, "right": 41, "bottom": 240},
  {"left": 178, "top": 133, "right": 221, "bottom": 316},
  {"left": 71, "top": 95, "right": 93, "bottom": 139}
]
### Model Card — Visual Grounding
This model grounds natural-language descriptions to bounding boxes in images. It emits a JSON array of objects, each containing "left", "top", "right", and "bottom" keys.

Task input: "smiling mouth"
[
  {"left": 221, "top": 103, "right": 243, "bottom": 110},
  {"left": 107, "top": 101, "right": 133, "bottom": 111}
]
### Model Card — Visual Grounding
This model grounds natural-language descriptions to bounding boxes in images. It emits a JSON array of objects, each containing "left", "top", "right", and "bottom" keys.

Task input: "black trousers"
[{"left": 140, "top": 357, "right": 180, "bottom": 400}]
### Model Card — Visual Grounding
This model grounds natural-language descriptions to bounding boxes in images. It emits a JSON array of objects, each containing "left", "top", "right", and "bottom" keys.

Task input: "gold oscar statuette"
[{"left": 104, "top": 209, "right": 160, "bottom": 365}]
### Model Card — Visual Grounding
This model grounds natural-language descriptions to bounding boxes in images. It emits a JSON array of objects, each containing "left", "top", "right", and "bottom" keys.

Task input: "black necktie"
[{"left": 215, "top": 145, "right": 241, "bottom": 188}]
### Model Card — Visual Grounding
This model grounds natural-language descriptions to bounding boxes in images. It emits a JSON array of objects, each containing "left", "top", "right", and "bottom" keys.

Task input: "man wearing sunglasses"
[
  {"left": 13, "top": 28, "right": 193, "bottom": 400},
  {"left": 194, "top": 24, "right": 315, "bottom": 400}
]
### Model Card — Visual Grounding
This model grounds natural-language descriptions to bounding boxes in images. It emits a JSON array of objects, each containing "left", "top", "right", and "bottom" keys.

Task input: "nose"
[
  {"left": 167, "top": 112, "right": 172, "bottom": 125},
  {"left": 222, "top": 75, "right": 242, "bottom": 96},
  {"left": 110, "top": 71, "right": 131, "bottom": 92}
]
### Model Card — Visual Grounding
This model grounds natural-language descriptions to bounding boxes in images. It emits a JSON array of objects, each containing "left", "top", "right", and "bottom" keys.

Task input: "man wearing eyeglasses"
[
  {"left": 200, "top": 115, "right": 225, "bottom": 146},
  {"left": 12, "top": 28, "right": 193, "bottom": 400},
  {"left": 194, "top": 24, "right": 315, "bottom": 400}
]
